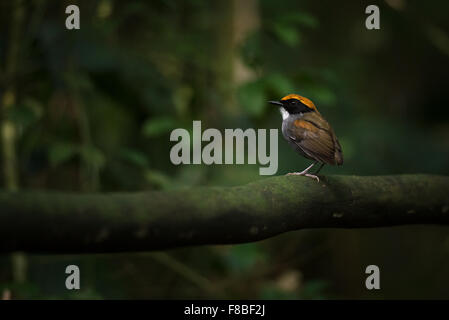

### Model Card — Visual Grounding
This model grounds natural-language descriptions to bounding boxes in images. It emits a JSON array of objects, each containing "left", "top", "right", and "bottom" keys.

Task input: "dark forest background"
[{"left": 0, "top": 0, "right": 449, "bottom": 299}]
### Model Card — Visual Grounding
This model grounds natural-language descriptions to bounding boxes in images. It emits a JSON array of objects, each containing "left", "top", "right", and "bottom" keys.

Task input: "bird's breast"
[{"left": 281, "top": 114, "right": 303, "bottom": 140}]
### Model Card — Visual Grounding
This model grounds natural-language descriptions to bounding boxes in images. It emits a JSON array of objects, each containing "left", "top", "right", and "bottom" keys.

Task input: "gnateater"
[{"left": 269, "top": 94, "right": 343, "bottom": 182}]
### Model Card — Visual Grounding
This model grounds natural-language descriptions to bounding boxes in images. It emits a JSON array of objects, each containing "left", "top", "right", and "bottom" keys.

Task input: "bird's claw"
[
  {"left": 305, "top": 173, "right": 320, "bottom": 182},
  {"left": 286, "top": 172, "right": 320, "bottom": 182}
]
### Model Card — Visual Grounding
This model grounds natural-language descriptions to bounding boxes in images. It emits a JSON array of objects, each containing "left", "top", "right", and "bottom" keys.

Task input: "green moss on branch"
[{"left": 0, "top": 174, "right": 448, "bottom": 253}]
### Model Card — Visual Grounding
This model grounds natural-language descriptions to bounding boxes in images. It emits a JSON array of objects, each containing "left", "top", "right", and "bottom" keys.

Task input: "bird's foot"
[
  {"left": 305, "top": 173, "right": 320, "bottom": 182},
  {"left": 286, "top": 172, "right": 320, "bottom": 182}
]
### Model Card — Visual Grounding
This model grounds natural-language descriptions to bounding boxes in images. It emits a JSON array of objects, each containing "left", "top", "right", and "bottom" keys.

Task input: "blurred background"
[{"left": 0, "top": 0, "right": 449, "bottom": 299}]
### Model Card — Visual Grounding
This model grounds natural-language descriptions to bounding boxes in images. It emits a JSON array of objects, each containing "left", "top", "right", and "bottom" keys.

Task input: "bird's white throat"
[{"left": 279, "top": 107, "right": 289, "bottom": 120}]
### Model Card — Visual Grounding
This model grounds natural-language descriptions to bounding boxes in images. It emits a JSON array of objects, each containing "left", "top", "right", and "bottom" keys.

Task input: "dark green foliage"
[{"left": 0, "top": 0, "right": 449, "bottom": 299}]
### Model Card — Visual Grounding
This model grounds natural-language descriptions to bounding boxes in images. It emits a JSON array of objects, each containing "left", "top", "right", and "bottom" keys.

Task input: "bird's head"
[{"left": 269, "top": 94, "right": 318, "bottom": 119}]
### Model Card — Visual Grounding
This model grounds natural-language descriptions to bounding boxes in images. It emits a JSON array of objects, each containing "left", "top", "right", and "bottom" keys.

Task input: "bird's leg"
[
  {"left": 287, "top": 162, "right": 320, "bottom": 182},
  {"left": 287, "top": 162, "right": 315, "bottom": 176},
  {"left": 314, "top": 163, "right": 325, "bottom": 174}
]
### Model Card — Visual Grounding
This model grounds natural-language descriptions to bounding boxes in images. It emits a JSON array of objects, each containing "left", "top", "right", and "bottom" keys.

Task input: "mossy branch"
[{"left": 0, "top": 174, "right": 448, "bottom": 253}]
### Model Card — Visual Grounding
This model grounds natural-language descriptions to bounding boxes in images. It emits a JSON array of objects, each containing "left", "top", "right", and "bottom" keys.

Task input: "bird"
[{"left": 269, "top": 93, "right": 343, "bottom": 182}]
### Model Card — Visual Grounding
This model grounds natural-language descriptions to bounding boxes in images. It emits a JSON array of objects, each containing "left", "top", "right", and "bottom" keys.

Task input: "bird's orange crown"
[{"left": 281, "top": 94, "right": 318, "bottom": 112}]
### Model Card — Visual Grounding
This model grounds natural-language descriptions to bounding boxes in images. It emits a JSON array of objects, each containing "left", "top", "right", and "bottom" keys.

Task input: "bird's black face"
[{"left": 269, "top": 99, "right": 314, "bottom": 114}]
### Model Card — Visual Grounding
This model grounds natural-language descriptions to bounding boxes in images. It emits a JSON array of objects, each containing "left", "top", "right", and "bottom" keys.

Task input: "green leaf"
[
  {"left": 271, "top": 22, "right": 302, "bottom": 47},
  {"left": 63, "top": 72, "right": 93, "bottom": 91},
  {"left": 284, "top": 12, "right": 319, "bottom": 28},
  {"left": 119, "top": 148, "right": 150, "bottom": 168},
  {"left": 142, "top": 116, "right": 178, "bottom": 137},
  {"left": 224, "top": 243, "right": 266, "bottom": 274},
  {"left": 80, "top": 145, "right": 106, "bottom": 169},
  {"left": 238, "top": 81, "right": 266, "bottom": 117},
  {"left": 145, "top": 169, "right": 172, "bottom": 189},
  {"left": 239, "top": 32, "right": 263, "bottom": 69},
  {"left": 305, "top": 85, "right": 337, "bottom": 105},
  {"left": 300, "top": 280, "right": 329, "bottom": 299},
  {"left": 6, "top": 99, "right": 43, "bottom": 129},
  {"left": 173, "top": 86, "right": 193, "bottom": 117},
  {"left": 48, "top": 143, "right": 77, "bottom": 167},
  {"left": 264, "top": 74, "right": 295, "bottom": 96}
]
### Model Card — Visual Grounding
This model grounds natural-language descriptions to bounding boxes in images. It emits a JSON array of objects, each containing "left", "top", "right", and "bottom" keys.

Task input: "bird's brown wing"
[{"left": 286, "top": 113, "right": 343, "bottom": 165}]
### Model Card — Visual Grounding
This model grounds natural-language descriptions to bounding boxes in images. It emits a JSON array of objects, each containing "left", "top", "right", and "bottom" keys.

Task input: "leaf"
[
  {"left": 238, "top": 81, "right": 266, "bottom": 117},
  {"left": 173, "top": 86, "right": 193, "bottom": 117},
  {"left": 300, "top": 280, "right": 329, "bottom": 299},
  {"left": 79, "top": 145, "right": 106, "bottom": 169},
  {"left": 239, "top": 32, "right": 263, "bottom": 69},
  {"left": 63, "top": 72, "right": 94, "bottom": 91},
  {"left": 284, "top": 12, "right": 319, "bottom": 28},
  {"left": 271, "top": 22, "right": 302, "bottom": 47},
  {"left": 264, "top": 74, "right": 295, "bottom": 96},
  {"left": 305, "top": 85, "right": 337, "bottom": 105},
  {"left": 145, "top": 169, "right": 172, "bottom": 189},
  {"left": 6, "top": 99, "right": 43, "bottom": 130},
  {"left": 119, "top": 148, "right": 150, "bottom": 168},
  {"left": 223, "top": 243, "right": 266, "bottom": 274},
  {"left": 48, "top": 143, "right": 77, "bottom": 167},
  {"left": 142, "top": 116, "right": 178, "bottom": 137}
]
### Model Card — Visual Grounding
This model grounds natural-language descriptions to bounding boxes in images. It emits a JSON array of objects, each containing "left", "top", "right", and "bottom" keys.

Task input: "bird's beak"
[{"left": 268, "top": 100, "right": 283, "bottom": 106}]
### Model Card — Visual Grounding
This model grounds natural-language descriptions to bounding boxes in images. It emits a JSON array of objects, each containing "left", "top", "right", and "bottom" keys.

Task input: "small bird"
[{"left": 269, "top": 94, "right": 343, "bottom": 182}]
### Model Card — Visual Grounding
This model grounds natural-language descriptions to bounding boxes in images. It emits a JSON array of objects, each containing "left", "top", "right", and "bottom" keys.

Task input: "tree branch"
[{"left": 1, "top": 174, "right": 448, "bottom": 253}]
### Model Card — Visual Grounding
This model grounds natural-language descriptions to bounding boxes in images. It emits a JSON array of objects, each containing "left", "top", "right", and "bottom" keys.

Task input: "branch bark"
[{"left": 0, "top": 174, "right": 448, "bottom": 253}]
